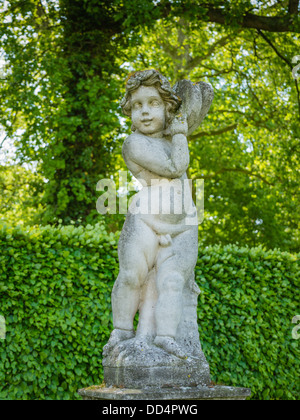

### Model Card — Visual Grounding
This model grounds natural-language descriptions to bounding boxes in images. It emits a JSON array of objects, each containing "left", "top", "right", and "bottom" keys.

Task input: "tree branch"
[
  {"left": 257, "top": 29, "right": 300, "bottom": 117},
  {"left": 205, "top": 7, "right": 300, "bottom": 33},
  {"left": 257, "top": 29, "right": 292, "bottom": 68},
  {"left": 161, "top": 2, "right": 300, "bottom": 33},
  {"left": 199, "top": 167, "right": 274, "bottom": 186},
  {"left": 186, "top": 35, "right": 234, "bottom": 71},
  {"left": 189, "top": 123, "right": 238, "bottom": 141},
  {"left": 289, "top": 0, "right": 299, "bottom": 15},
  {"left": 0, "top": 134, "right": 9, "bottom": 150}
]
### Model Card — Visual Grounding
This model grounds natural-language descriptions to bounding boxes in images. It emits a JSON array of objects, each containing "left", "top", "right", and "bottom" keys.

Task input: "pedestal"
[
  {"left": 103, "top": 338, "right": 211, "bottom": 389},
  {"left": 78, "top": 385, "right": 251, "bottom": 401}
]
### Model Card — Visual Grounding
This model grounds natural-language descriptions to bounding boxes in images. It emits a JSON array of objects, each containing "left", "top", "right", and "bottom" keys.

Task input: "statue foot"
[
  {"left": 103, "top": 328, "right": 135, "bottom": 356},
  {"left": 154, "top": 336, "right": 186, "bottom": 359}
]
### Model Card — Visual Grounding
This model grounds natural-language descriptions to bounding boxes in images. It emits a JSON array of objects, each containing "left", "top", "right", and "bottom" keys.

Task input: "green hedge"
[
  {"left": 0, "top": 223, "right": 299, "bottom": 400},
  {"left": 197, "top": 245, "right": 299, "bottom": 400}
]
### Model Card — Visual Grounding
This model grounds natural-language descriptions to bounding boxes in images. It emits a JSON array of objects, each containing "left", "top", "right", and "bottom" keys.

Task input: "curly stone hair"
[{"left": 120, "top": 69, "right": 181, "bottom": 130}]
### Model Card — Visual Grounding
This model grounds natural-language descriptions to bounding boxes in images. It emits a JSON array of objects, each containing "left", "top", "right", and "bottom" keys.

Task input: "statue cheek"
[
  {"left": 156, "top": 108, "right": 166, "bottom": 123},
  {"left": 131, "top": 113, "right": 140, "bottom": 126}
]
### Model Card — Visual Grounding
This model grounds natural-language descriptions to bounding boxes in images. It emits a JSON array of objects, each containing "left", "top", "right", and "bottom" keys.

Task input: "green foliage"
[
  {"left": 0, "top": 223, "right": 299, "bottom": 400},
  {"left": 128, "top": 19, "right": 300, "bottom": 252},
  {"left": 0, "top": 1, "right": 299, "bottom": 251},
  {"left": 0, "top": 221, "right": 119, "bottom": 400},
  {"left": 0, "top": 165, "right": 45, "bottom": 226},
  {"left": 197, "top": 245, "right": 300, "bottom": 400},
  {"left": 0, "top": 0, "right": 158, "bottom": 224}
]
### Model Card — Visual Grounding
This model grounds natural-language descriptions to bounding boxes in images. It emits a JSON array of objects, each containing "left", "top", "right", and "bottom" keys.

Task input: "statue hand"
[{"left": 169, "top": 114, "right": 188, "bottom": 137}]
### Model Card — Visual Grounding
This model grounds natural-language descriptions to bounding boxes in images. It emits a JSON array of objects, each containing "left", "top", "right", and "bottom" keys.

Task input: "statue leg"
[
  {"left": 112, "top": 268, "right": 145, "bottom": 331},
  {"left": 154, "top": 227, "right": 198, "bottom": 358},
  {"left": 105, "top": 217, "right": 159, "bottom": 353}
]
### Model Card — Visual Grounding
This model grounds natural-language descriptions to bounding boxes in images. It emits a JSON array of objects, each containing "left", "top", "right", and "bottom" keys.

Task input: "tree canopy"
[{"left": 0, "top": 0, "right": 299, "bottom": 252}]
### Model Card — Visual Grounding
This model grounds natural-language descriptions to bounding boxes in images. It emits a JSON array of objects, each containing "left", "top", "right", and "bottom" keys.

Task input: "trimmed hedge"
[
  {"left": 197, "top": 245, "right": 299, "bottom": 400},
  {"left": 0, "top": 222, "right": 299, "bottom": 400},
  {"left": 0, "top": 222, "right": 118, "bottom": 400}
]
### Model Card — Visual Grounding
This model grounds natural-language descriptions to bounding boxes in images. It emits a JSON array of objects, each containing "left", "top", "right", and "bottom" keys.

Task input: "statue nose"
[{"left": 142, "top": 104, "right": 150, "bottom": 114}]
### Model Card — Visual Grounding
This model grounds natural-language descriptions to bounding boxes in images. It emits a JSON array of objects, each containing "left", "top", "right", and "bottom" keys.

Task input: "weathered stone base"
[
  {"left": 78, "top": 385, "right": 251, "bottom": 401},
  {"left": 103, "top": 337, "right": 211, "bottom": 389},
  {"left": 104, "top": 355, "right": 210, "bottom": 389}
]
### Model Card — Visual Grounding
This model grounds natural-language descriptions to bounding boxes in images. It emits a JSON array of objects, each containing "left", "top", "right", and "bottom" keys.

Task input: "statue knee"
[{"left": 115, "top": 269, "right": 140, "bottom": 290}]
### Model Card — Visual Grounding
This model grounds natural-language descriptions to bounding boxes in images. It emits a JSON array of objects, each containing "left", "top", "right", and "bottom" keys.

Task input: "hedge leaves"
[{"left": 0, "top": 223, "right": 299, "bottom": 400}]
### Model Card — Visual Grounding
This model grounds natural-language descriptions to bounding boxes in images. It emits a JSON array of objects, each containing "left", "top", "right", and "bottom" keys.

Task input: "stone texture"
[
  {"left": 103, "top": 71, "right": 215, "bottom": 383},
  {"left": 78, "top": 385, "right": 251, "bottom": 401},
  {"left": 173, "top": 79, "right": 214, "bottom": 136},
  {"left": 103, "top": 338, "right": 210, "bottom": 389},
  {"left": 103, "top": 272, "right": 211, "bottom": 389}
]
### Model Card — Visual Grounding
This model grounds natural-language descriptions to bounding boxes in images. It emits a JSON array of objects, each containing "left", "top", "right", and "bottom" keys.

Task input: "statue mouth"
[{"left": 141, "top": 119, "right": 153, "bottom": 125}]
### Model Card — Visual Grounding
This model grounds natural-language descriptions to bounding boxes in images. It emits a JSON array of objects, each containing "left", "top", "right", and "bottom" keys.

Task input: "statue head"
[{"left": 121, "top": 69, "right": 181, "bottom": 135}]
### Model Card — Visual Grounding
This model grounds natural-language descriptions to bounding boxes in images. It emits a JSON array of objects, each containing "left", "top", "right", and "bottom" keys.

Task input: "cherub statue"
[{"left": 103, "top": 70, "right": 213, "bottom": 380}]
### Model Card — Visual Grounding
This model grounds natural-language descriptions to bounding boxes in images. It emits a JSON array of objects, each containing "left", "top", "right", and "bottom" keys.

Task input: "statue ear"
[{"left": 173, "top": 80, "right": 214, "bottom": 136}]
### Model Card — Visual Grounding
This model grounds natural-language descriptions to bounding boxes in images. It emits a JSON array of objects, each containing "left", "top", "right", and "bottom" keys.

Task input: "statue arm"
[
  {"left": 123, "top": 133, "right": 189, "bottom": 179},
  {"left": 170, "top": 133, "right": 190, "bottom": 176}
]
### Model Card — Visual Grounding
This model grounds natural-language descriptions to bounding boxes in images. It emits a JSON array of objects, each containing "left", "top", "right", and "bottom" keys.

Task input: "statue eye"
[
  {"left": 151, "top": 100, "right": 160, "bottom": 107},
  {"left": 133, "top": 102, "right": 142, "bottom": 110}
]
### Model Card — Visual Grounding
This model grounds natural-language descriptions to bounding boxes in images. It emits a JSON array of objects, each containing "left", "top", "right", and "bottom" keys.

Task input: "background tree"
[
  {"left": 0, "top": 0, "right": 159, "bottom": 224},
  {"left": 0, "top": 165, "right": 44, "bottom": 225},
  {"left": 0, "top": 0, "right": 299, "bottom": 251},
  {"left": 127, "top": 16, "right": 299, "bottom": 251}
]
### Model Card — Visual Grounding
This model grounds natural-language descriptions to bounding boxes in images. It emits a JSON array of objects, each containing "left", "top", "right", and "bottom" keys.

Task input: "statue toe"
[{"left": 154, "top": 336, "right": 186, "bottom": 359}]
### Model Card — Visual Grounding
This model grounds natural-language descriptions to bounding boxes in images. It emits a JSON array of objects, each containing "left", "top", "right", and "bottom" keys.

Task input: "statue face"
[{"left": 131, "top": 86, "right": 166, "bottom": 136}]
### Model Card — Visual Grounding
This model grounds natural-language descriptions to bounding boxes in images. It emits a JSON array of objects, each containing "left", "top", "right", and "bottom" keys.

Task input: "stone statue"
[{"left": 102, "top": 69, "right": 214, "bottom": 388}]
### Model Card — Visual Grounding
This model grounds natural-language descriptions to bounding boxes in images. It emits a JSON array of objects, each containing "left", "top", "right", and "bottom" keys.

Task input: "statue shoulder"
[
  {"left": 124, "top": 132, "right": 144, "bottom": 146},
  {"left": 122, "top": 133, "right": 147, "bottom": 159}
]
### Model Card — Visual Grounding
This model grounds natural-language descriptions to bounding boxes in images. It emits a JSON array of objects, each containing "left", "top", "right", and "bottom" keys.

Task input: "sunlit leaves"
[
  {"left": 0, "top": 1, "right": 299, "bottom": 250},
  {"left": 126, "top": 16, "right": 300, "bottom": 251},
  {"left": 0, "top": 165, "right": 45, "bottom": 226},
  {"left": 0, "top": 224, "right": 298, "bottom": 399}
]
